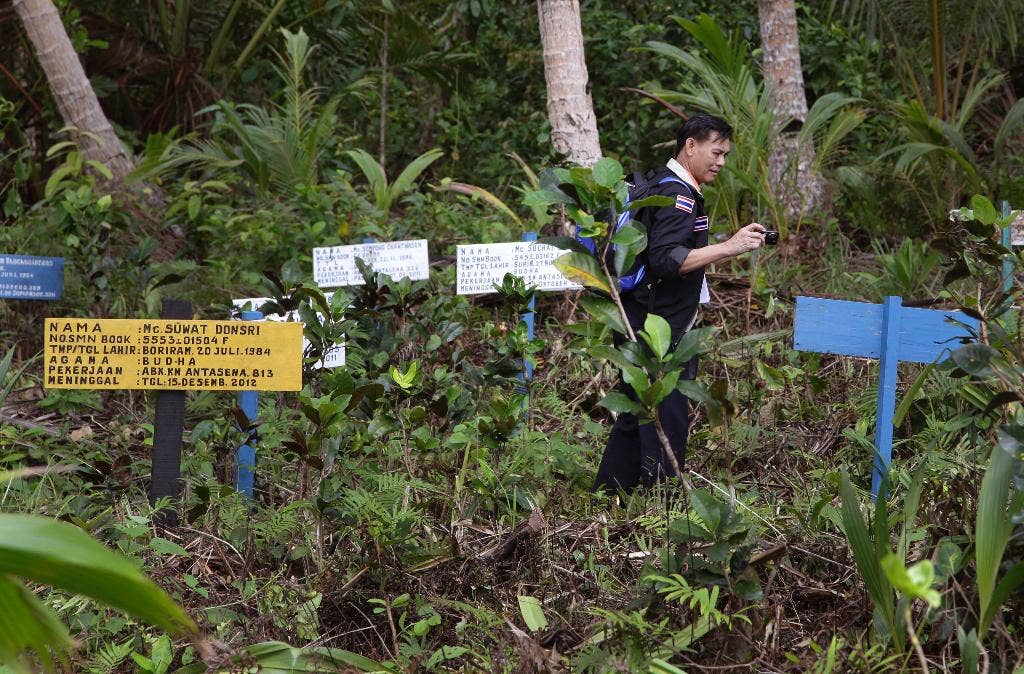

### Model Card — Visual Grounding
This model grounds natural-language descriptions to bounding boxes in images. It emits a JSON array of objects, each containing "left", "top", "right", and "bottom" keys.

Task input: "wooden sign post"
[
  {"left": 44, "top": 312, "right": 302, "bottom": 522},
  {"left": 794, "top": 295, "right": 978, "bottom": 498},
  {"left": 0, "top": 254, "right": 64, "bottom": 300}
]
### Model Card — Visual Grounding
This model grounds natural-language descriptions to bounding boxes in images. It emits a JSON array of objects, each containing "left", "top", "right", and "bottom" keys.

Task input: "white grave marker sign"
[
  {"left": 233, "top": 297, "right": 345, "bottom": 368},
  {"left": 313, "top": 240, "right": 430, "bottom": 288},
  {"left": 456, "top": 241, "right": 581, "bottom": 295}
]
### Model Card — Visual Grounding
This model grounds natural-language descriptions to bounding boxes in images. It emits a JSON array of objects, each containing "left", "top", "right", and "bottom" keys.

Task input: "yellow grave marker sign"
[{"left": 45, "top": 318, "right": 303, "bottom": 391}]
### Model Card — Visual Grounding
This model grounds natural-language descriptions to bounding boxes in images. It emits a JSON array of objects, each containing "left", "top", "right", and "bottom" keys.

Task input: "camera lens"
[{"left": 764, "top": 231, "right": 779, "bottom": 245}]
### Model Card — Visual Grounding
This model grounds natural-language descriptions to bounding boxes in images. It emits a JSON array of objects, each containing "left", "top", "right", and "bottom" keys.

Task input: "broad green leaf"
[
  {"left": 517, "top": 595, "right": 548, "bottom": 632},
  {"left": 149, "top": 537, "right": 191, "bottom": 558},
  {"left": 591, "top": 157, "right": 624, "bottom": 189},
  {"left": 621, "top": 365, "right": 650, "bottom": 397},
  {"left": 641, "top": 314, "right": 672, "bottom": 360},
  {"left": 344, "top": 149, "right": 388, "bottom": 207},
  {"left": 970, "top": 194, "right": 999, "bottom": 226},
  {"left": 625, "top": 195, "right": 674, "bottom": 210},
  {"left": 579, "top": 295, "right": 627, "bottom": 335},
  {"left": 642, "top": 370, "right": 680, "bottom": 407},
  {"left": 390, "top": 361, "right": 420, "bottom": 390},
  {"left": 551, "top": 252, "right": 611, "bottom": 293},
  {"left": 599, "top": 392, "right": 643, "bottom": 415},
  {"left": 389, "top": 148, "right": 444, "bottom": 204},
  {"left": 754, "top": 360, "right": 785, "bottom": 390},
  {"left": 880, "top": 554, "right": 941, "bottom": 608},
  {"left": 951, "top": 343, "right": 997, "bottom": 377},
  {"left": 611, "top": 224, "right": 646, "bottom": 276},
  {"left": 522, "top": 188, "right": 576, "bottom": 208},
  {"left": 0, "top": 575, "right": 73, "bottom": 673},
  {"left": 587, "top": 344, "right": 632, "bottom": 369},
  {"left": 0, "top": 514, "right": 197, "bottom": 636}
]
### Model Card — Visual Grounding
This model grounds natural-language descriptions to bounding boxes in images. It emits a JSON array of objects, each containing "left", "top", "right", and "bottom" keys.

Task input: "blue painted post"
[
  {"left": 1002, "top": 201, "right": 1013, "bottom": 293},
  {"left": 521, "top": 231, "right": 537, "bottom": 382},
  {"left": 871, "top": 296, "right": 902, "bottom": 498},
  {"left": 234, "top": 310, "right": 262, "bottom": 497}
]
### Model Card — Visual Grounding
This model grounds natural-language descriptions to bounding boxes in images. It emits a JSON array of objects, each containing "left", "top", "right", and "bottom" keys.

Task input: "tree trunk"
[
  {"left": 14, "top": 0, "right": 134, "bottom": 182},
  {"left": 537, "top": 0, "right": 602, "bottom": 167},
  {"left": 757, "top": 0, "right": 826, "bottom": 220}
]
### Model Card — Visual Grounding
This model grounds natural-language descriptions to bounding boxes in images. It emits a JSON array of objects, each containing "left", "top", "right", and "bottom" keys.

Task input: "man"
[{"left": 594, "top": 113, "right": 766, "bottom": 493}]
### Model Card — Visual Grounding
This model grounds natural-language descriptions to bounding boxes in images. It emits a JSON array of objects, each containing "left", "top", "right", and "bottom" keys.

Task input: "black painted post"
[{"left": 149, "top": 299, "right": 192, "bottom": 526}]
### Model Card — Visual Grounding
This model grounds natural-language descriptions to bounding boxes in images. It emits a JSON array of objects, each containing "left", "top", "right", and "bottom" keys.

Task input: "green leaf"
[
  {"left": 0, "top": 575, "right": 73, "bottom": 672},
  {"left": 149, "top": 537, "right": 191, "bottom": 558},
  {"left": 958, "top": 628, "right": 980, "bottom": 674},
  {"left": 599, "top": 392, "right": 643, "bottom": 415},
  {"left": 951, "top": 343, "right": 997, "bottom": 377},
  {"left": 640, "top": 314, "right": 672, "bottom": 360},
  {"left": 625, "top": 194, "right": 674, "bottom": 210},
  {"left": 0, "top": 514, "right": 197, "bottom": 636},
  {"left": 390, "top": 361, "right": 420, "bottom": 390},
  {"left": 983, "top": 561, "right": 1024, "bottom": 633},
  {"left": 880, "top": 554, "right": 941, "bottom": 608},
  {"left": 893, "top": 363, "right": 935, "bottom": 427},
  {"left": 621, "top": 365, "right": 650, "bottom": 397},
  {"left": 611, "top": 224, "right": 646, "bottom": 277},
  {"left": 551, "top": 252, "right": 611, "bottom": 293},
  {"left": 838, "top": 470, "right": 895, "bottom": 632},
  {"left": 977, "top": 427, "right": 1022, "bottom": 631},
  {"left": 642, "top": 370, "right": 680, "bottom": 407},
  {"left": 389, "top": 148, "right": 444, "bottom": 205},
  {"left": 579, "top": 295, "right": 627, "bottom": 334},
  {"left": 522, "top": 188, "right": 576, "bottom": 208},
  {"left": 587, "top": 344, "right": 632, "bottom": 369},
  {"left": 970, "top": 194, "right": 999, "bottom": 226},
  {"left": 591, "top": 157, "right": 624, "bottom": 189},
  {"left": 517, "top": 595, "right": 548, "bottom": 632}
]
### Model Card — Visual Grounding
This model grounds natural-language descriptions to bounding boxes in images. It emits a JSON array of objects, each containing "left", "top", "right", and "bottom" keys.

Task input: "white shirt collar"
[{"left": 666, "top": 158, "right": 702, "bottom": 195}]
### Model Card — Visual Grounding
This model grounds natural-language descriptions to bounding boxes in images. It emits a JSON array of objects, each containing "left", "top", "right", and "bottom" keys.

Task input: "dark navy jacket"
[{"left": 624, "top": 166, "right": 709, "bottom": 341}]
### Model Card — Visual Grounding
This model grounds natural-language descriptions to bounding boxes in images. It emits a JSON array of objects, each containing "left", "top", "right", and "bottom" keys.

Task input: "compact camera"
[{"left": 763, "top": 231, "right": 779, "bottom": 245}]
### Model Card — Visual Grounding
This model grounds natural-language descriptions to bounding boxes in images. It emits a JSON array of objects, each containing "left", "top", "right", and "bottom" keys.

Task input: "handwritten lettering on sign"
[
  {"left": 312, "top": 240, "right": 430, "bottom": 288},
  {"left": 45, "top": 319, "right": 302, "bottom": 391},
  {"left": 233, "top": 297, "right": 345, "bottom": 368},
  {"left": 456, "top": 242, "right": 581, "bottom": 295}
]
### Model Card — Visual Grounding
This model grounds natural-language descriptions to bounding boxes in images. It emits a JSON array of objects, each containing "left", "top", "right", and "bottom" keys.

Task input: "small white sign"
[
  {"left": 233, "top": 297, "right": 345, "bottom": 369},
  {"left": 313, "top": 240, "right": 430, "bottom": 288},
  {"left": 456, "top": 241, "right": 582, "bottom": 295},
  {"left": 1010, "top": 211, "right": 1024, "bottom": 247}
]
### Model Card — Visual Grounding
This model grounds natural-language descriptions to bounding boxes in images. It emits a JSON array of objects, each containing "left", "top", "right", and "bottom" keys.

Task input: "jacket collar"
[{"left": 666, "top": 158, "right": 702, "bottom": 196}]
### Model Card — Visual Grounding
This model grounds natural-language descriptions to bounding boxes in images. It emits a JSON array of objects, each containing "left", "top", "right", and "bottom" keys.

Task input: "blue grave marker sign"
[
  {"left": 0, "top": 254, "right": 64, "bottom": 300},
  {"left": 794, "top": 295, "right": 978, "bottom": 498}
]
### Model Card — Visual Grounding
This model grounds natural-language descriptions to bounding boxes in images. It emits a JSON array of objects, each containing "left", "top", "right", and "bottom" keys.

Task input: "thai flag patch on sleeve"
[
  {"left": 675, "top": 195, "right": 695, "bottom": 213},
  {"left": 693, "top": 216, "right": 709, "bottom": 231}
]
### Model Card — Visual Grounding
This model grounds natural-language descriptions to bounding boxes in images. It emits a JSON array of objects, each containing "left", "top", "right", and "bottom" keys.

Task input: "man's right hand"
[{"left": 725, "top": 223, "right": 767, "bottom": 256}]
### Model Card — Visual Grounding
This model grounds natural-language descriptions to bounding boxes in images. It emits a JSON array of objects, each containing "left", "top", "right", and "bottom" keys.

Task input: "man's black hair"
[{"left": 674, "top": 113, "right": 732, "bottom": 155}]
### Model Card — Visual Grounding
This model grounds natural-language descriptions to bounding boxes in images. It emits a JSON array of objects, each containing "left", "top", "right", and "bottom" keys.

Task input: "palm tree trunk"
[
  {"left": 14, "top": 0, "right": 134, "bottom": 182},
  {"left": 536, "top": 0, "right": 602, "bottom": 167},
  {"left": 757, "top": 0, "right": 825, "bottom": 219}
]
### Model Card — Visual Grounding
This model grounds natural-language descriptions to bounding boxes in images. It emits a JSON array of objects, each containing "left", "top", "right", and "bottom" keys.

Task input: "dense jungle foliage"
[{"left": 2, "top": 0, "right": 1024, "bottom": 672}]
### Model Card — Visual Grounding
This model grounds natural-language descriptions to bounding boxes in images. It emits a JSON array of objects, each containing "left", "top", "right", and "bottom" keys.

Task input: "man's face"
[{"left": 683, "top": 133, "right": 731, "bottom": 185}]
